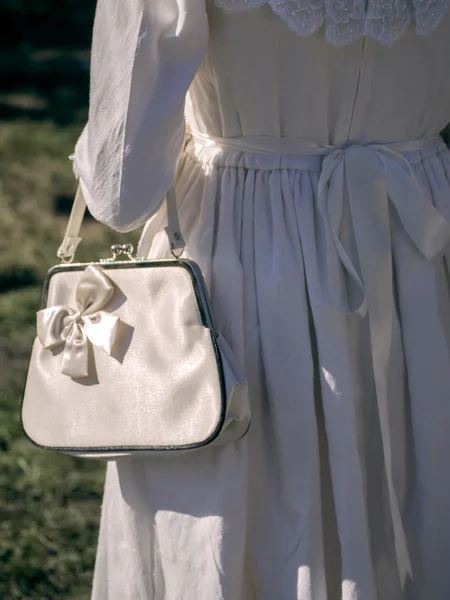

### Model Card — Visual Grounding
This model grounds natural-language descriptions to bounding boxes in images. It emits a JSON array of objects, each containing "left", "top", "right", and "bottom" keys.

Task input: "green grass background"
[{"left": 1, "top": 2, "right": 139, "bottom": 598}]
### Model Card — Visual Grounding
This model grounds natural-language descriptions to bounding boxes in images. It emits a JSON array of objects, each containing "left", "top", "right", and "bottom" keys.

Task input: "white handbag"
[{"left": 21, "top": 185, "right": 250, "bottom": 459}]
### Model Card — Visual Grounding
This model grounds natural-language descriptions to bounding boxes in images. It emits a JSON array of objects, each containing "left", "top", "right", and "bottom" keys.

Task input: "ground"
[{"left": 0, "top": 2, "right": 139, "bottom": 598}]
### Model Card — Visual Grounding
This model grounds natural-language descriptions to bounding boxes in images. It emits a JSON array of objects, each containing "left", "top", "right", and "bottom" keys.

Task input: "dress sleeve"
[{"left": 72, "top": 0, "right": 208, "bottom": 232}]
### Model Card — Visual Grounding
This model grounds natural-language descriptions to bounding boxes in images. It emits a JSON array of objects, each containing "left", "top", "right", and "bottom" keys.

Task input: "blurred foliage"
[
  {"left": 0, "top": 120, "right": 139, "bottom": 294},
  {"left": 0, "top": 0, "right": 95, "bottom": 125}
]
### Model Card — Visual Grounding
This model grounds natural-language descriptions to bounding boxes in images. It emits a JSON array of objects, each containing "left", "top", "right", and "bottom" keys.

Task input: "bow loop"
[
  {"left": 378, "top": 146, "right": 450, "bottom": 261},
  {"left": 318, "top": 148, "right": 368, "bottom": 317},
  {"left": 37, "top": 265, "right": 121, "bottom": 378},
  {"left": 75, "top": 263, "right": 115, "bottom": 315},
  {"left": 317, "top": 143, "right": 450, "bottom": 318}
]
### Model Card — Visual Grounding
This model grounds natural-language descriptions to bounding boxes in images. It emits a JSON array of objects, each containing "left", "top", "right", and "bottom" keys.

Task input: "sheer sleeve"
[{"left": 72, "top": 0, "right": 208, "bottom": 232}]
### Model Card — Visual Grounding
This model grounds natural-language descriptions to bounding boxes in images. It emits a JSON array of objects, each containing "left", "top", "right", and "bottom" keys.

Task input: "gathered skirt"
[{"left": 91, "top": 135, "right": 450, "bottom": 600}]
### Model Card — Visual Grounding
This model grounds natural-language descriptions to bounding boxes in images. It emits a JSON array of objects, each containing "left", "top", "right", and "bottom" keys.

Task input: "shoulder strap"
[
  {"left": 57, "top": 185, "right": 86, "bottom": 262},
  {"left": 57, "top": 183, "right": 185, "bottom": 262}
]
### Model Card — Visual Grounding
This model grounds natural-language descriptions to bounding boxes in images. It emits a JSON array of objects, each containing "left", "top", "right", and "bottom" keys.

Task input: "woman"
[{"left": 73, "top": 1, "right": 450, "bottom": 598}]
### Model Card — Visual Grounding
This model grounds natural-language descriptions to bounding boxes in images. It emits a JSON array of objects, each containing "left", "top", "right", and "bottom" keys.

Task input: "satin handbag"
[{"left": 21, "top": 185, "right": 250, "bottom": 459}]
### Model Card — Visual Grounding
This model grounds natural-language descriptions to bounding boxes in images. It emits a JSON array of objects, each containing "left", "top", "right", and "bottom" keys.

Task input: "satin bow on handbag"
[{"left": 36, "top": 265, "right": 120, "bottom": 379}]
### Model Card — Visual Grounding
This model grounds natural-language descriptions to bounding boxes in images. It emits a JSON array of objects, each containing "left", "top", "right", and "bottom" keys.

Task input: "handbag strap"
[{"left": 57, "top": 183, "right": 185, "bottom": 262}]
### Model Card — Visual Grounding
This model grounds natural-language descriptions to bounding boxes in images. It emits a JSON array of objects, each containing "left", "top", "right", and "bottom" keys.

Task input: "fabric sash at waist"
[{"left": 188, "top": 130, "right": 447, "bottom": 171}]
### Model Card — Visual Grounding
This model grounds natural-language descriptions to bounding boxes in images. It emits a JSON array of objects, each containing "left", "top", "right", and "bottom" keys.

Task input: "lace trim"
[{"left": 215, "top": 0, "right": 449, "bottom": 46}]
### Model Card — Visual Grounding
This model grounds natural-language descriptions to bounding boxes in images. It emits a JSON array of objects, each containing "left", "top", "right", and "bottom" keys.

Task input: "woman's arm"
[{"left": 72, "top": 0, "right": 208, "bottom": 232}]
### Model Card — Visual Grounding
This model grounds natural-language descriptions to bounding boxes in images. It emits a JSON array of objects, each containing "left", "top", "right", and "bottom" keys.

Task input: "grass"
[
  {"left": 0, "top": 2, "right": 140, "bottom": 598},
  {"left": 0, "top": 388, "right": 104, "bottom": 599},
  {"left": 0, "top": 122, "right": 103, "bottom": 600},
  {"left": 0, "top": 122, "right": 140, "bottom": 600}
]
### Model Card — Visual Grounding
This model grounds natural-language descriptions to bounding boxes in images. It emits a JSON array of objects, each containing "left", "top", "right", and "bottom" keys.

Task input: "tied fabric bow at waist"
[
  {"left": 317, "top": 142, "right": 450, "bottom": 316},
  {"left": 191, "top": 130, "right": 450, "bottom": 581},
  {"left": 37, "top": 265, "right": 121, "bottom": 379}
]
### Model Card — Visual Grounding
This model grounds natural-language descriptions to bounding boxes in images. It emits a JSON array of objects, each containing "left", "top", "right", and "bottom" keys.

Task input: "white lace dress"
[{"left": 73, "top": 1, "right": 450, "bottom": 598}]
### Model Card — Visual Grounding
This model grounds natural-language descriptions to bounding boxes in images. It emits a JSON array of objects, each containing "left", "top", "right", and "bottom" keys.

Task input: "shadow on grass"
[
  {"left": 0, "top": 268, "right": 39, "bottom": 291},
  {"left": 0, "top": 0, "right": 95, "bottom": 125}
]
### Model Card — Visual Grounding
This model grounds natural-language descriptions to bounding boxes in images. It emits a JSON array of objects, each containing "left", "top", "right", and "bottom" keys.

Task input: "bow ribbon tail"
[
  {"left": 317, "top": 151, "right": 367, "bottom": 316},
  {"left": 346, "top": 147, "right": 412, "bottom": 583},
  {"left": 61, "top": 321, "right": 90, "bottom": 378}
]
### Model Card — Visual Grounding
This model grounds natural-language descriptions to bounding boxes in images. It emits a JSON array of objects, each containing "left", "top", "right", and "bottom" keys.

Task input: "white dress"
[{"left": 73, "top": 1, "right": 450, "bottom": 598}]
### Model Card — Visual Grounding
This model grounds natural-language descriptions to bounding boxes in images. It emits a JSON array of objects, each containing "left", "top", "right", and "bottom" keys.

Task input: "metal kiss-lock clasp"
[{"left": 100, "top": 243, "right": 135, "bottom": 263}]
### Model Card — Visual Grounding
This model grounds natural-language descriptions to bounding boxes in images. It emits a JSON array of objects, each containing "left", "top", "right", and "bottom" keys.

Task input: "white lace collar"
[{"left": 215, "top": 0, "right": 449, "bottom": 46}]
